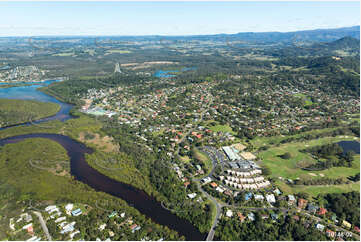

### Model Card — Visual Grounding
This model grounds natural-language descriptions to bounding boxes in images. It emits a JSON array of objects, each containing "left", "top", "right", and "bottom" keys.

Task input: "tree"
[{"left": 280, "top": 152, "right": 292, "bottom": 159}]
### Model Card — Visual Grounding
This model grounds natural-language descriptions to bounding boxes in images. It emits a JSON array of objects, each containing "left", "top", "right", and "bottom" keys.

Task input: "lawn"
[{"left": 208, "top": 124, "right": 235, "bottom": 134}]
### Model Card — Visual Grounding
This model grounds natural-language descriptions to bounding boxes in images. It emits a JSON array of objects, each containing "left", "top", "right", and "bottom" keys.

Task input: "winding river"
[{"left": 0, "top": 81, "right": 205, "bottom": 240}]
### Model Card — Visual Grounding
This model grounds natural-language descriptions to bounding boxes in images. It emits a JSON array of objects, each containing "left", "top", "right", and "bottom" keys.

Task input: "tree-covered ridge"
[{"left": 0, "top": 99, "right": 60, "bottom": 127}]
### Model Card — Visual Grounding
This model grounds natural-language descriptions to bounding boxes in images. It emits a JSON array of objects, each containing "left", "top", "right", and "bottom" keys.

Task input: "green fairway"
[{"left": 258, "top": 136, "right": 360, "bottom": 180}]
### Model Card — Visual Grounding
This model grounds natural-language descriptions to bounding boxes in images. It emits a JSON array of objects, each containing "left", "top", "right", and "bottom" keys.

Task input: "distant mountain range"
[
  {"left": 0, "top": 26, "right": 359, "bottom": 46},
  {"left": 165, "top": 26, "right": 360, "bottom": 44}
]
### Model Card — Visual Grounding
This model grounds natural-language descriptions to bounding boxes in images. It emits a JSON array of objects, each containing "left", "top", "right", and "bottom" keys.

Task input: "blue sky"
[{"left": 0, "top": 1, "right": 359, "bottom": 36}]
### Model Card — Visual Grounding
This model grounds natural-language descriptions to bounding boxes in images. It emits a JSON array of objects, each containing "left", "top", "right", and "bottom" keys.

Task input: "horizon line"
[{"left": 0, "top": 25, "right": 359, "bottom": 38}]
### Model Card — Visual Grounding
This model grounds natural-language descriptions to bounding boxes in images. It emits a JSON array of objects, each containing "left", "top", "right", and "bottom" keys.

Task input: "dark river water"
[
  {"left": 0, "top": 81, "right": 205, "bottom": 240},
  {"left": 337, "top": 140, "right": 360, "bottom": 154}
]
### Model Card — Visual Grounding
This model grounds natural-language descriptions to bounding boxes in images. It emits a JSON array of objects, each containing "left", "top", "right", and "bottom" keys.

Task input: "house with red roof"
[{"left": 317, "top": 207, "right": 327, "bottom": 216}]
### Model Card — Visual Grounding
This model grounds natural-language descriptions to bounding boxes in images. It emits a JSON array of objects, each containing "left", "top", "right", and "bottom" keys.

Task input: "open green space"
[
  {"left": 0, "top": 99, "right": 60, "bottom": 128},
  {"left": 258, "top": 135, "right": 360, "bottom": 196},
  {"left": 258, "top": 136, "right": 359, "bottom": 180},
  {"left": 294, "top": 93, "right": 313, "bottom": 106},
  {"left": 205, "top": 121, "right": 235, "bottom": 134}
]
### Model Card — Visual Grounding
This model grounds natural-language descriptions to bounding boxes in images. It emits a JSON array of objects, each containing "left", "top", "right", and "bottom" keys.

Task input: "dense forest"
[{"left": 323, "top": 191, "right": 360, "bottom": 227}]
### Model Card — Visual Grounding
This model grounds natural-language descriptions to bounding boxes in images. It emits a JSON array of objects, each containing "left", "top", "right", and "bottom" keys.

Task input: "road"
[
  {"left": 33, "top": 211, "right": 52, "bottom": 241},
  {"left": 195, "top": 182, "right": 225, "bottom": 241}
]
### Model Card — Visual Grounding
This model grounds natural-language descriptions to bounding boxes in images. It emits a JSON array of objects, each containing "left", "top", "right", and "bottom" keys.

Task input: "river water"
[{"left": 0, "top": 81, "right": 205, "bottom": 240}]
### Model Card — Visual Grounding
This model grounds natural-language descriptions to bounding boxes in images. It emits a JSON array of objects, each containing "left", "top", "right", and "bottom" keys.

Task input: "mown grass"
[{"left": 258, "top": 136, "right": 359, "bottom": 180}]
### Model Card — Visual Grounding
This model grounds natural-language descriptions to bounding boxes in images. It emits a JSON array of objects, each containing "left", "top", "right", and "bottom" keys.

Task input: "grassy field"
[{"left": 275, "top": 180, "right": 360, "bottom": 197}]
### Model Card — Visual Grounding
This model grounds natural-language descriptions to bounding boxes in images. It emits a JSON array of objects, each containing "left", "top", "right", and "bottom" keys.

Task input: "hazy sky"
[{"left": 0, "top": 1, "right": 359, "bottom": 36}]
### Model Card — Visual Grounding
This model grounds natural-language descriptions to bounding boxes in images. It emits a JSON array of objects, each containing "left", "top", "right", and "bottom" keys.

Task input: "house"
[
  {"left": 247, "top": 212, "right": 255, "bottom": 221},
  {"left": 71, "top": 208, "right": 82, "bottom": 216},
  {"left": 307, "top": 203, "right": 319, "bottom": 214},
  {"left": 237, "top": 212, "right": 246, "bottom": 222},
  {"left": 202, "top": 177, "right": 212, "bottom": 184},
  {"left": 292, "top": 215, "right": 300, "bottom": 221},
  {"left": 354, "top": 226, "right": 360, "bottom": 233},
  {"left": 132, "top": 225, "right": 141, "bottom": 233},
  {"left": 99, "top": 224, "right": 106, "bottom": 231},
  {"left": 342, "top": 220, "right": 351, "bottom": 229},
  {"left": 108, "top": 211, "right": 117, "bottom": 218},
  {"left": 216, "top": 187, "right": 225, "bottom": 193},
  {"left": 288, "top": 195, "right": 296, "bottom": 205},
  {"left": 297, "top": 198, "right": 308, "bottom": 209},
  {"left": 184, "top": 181, "right": 190, "bottom": 187},
  {"left": 273, "top": 189, "right": 282, "bottom": 195},
  {"left": 55, "top": 216, "right": 66, "bottom": 223},
  {"left": 65, "top": 204, "right": 74, "bottom": 213},
  {"left": 210, "top": 182, "right": 218, "bottom": 188},
  {"left": 317, "top": 208, "right": 327, "bottom": 216},
  {"left": 261, "top": 214, "right": 269, "bottom": 219},
  {"left": 315, "top": 223, "right": 325, "bottom": 231},
  {"left": 266, "top": 194, "right": 276, "bottom": 204},
  {"left": 45, "top": 205, "right": 57, "bottom": 212},
  {"left": 224, "top": 190, "right": 233, "bottom": 196},
  {"left": 187, "top": 193, "right": 197, "bottom": 199},
  {"left": 22, "top": 223, "right": 33, "bottom": 230},
  {"left": 226, "top": 210, "right": 233, "bottom": 218},
  {"left": 271, "top": 213, "right": 278, "bottom": 221},
  {"left": 326, "top": 229, "right": 336, "bottom": 238},
  {"left": 130, "top": 224, "right": 138, "bottom": 230},
  {"left": 27, "top": 225, "right": 34, "bottom": 234},
  {"left": 245, "top": 192, "right": 253, "bottom": 201},
  {"left": 254, "top": 194, "right": 264, "bottom": 201}
]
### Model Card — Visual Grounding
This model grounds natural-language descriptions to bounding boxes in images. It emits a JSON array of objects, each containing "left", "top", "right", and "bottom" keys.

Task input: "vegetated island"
[{"left": 0, "top": 99, "right": 60, "bottom": 128}]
